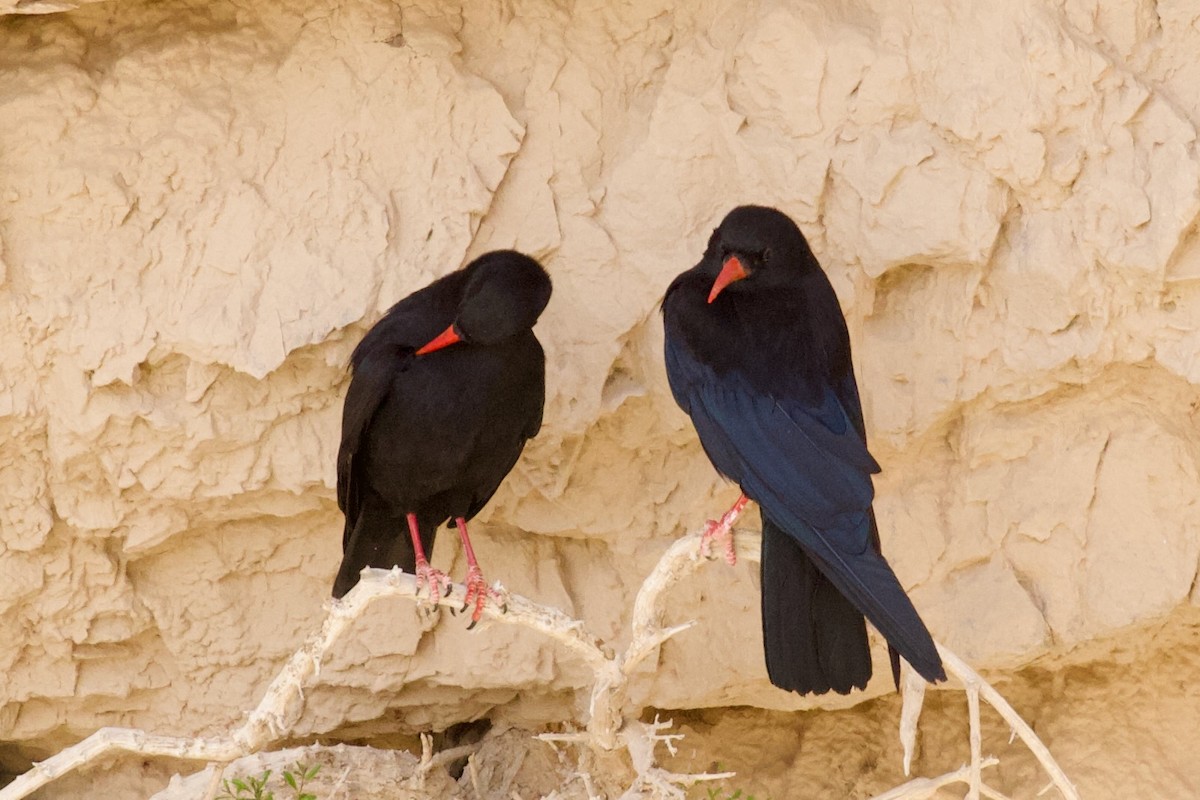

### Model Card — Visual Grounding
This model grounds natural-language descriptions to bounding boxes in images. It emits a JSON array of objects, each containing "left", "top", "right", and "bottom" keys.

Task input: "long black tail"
[
  {"left": 760, "top": 515, "right": 872, "bottom": 695},
  {"left": 333, "top": 501, "right": 439, "bottom": 599}
]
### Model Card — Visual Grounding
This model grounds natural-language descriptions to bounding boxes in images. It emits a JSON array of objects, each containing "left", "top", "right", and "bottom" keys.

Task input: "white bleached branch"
[{"left": 0, "top": 530, "right": 1078, "bottom": 800}]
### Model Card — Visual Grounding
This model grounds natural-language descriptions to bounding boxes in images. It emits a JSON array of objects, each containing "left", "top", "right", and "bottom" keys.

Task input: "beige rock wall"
[{"left": 2, "top": 0, "right": 1199, "bottom": 792}]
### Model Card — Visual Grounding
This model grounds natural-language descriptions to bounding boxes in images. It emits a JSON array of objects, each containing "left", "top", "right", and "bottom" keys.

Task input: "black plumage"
[
  {"left": 332, "top": 250, "right": 552, "bottom": 622},
  {"left": 661, "top": 205, "right": 944, "bottom": 694}
]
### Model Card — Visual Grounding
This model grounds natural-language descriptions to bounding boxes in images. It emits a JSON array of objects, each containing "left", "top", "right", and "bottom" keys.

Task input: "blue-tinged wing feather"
[
  {"left": 665, "top": 334, "right": 943, "bottom": 681},
  {"left": 666, "top": 332, "right": 877, "bottom": 533}
]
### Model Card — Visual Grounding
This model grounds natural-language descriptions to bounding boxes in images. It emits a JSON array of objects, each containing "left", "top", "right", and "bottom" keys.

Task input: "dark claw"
[{"left": 466, "top": 618, "right": 478, "bottom": 632}]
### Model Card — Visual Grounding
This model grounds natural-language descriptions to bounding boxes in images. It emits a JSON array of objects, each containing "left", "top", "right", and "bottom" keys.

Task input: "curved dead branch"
[{"left": 0, "top": 531, "right": 1079, "bottom": 800}]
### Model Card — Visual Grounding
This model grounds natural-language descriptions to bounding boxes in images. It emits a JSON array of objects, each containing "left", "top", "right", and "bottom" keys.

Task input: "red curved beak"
[
  {"left": 707, "top": 255, "right": 749, "bottom": 303},
  {"left": 415, "top": 325, "right": 462, "bottom": 355}
]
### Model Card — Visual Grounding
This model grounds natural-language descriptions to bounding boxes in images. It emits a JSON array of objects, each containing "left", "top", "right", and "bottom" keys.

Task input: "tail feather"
[
  {"left": 788, "top": 511, "right": 945, "bottom": 685},
  {"left": 760, "top": 510, "right": 945, "bottom": 692},
  {"left": 333, "top": 500, "right": 438, "bottom": 598},
  {"left": 868, "top": 510, "right": 903, "bottom": 691},
  {"left": 761, "top": 516, "right": 871, "bottom": 695}
]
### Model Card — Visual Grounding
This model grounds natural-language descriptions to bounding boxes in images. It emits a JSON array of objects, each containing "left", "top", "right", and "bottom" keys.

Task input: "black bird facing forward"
[
  {"left": 661, "top": 205, "right": 945, "bottom": 695},
  {"left": 332, "top": 250, "right": 552, "bottom": 623}
]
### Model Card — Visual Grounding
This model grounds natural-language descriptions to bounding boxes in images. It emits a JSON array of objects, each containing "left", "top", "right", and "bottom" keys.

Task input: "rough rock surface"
[{"left": 2, "top": 0, "right": 1200, "bottom": 795}]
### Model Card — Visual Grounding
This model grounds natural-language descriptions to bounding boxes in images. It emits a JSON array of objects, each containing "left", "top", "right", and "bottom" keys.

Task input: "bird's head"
[
  {"left": 416, "top": 250, "right": 552, "bottom": 355},
  {"left": 703, "top": 205, "right": 818, "bottom": 303}
]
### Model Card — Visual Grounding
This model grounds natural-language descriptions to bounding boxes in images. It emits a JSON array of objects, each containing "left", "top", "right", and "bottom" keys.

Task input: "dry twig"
[
  {"left": 0, "top": 530, "right": 1079, "bottom": 800},
  {"left": 880, "top": 644, "right": 1080, "bottom": 800}
]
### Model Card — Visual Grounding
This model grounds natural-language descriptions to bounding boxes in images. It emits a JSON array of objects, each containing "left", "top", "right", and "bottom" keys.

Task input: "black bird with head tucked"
[
  {"left": 332, "top": 250, "right": 552, "bottom": 623},
  {"left": 661, "top": 205, "right": 945, "bottom": 694}
]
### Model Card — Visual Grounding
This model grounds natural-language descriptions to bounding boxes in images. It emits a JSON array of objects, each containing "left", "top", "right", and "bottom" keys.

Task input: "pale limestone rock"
[{"left": 1, "top": 0, "right": 1200, "bottom": 793}]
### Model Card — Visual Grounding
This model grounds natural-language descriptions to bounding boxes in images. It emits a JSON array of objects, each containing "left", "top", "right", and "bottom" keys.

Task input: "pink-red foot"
[
  {"left": 699, "top": 494, "right": 749, "bottom": 566},
  {"left": 700, "top": 516, "right": 739, "bottom": 566},
  {"left": 461, "top": 564, "right": 506, "bottom": 629},
  {"left": 414, "top": 559, "right": 453, "bottom": 604}
]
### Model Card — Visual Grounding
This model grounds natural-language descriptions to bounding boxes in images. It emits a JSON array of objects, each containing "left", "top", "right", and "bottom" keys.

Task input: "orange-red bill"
[
  {"left": 415, "top": 325, "right": 462, "bottom": 355},
  {"left": 707, "top": 255, "right": 749, "bottom": 303}
]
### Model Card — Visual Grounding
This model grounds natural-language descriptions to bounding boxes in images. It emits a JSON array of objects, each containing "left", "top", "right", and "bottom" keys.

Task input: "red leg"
[
  {"left": 408, "top": 513, "right": 451, "bottom": 602},
  {"left": 700, "top": 493, "right": 749, "bottom": 566},
  {"left": 455, "top": 516, "right": 506, "bottom": 627}
]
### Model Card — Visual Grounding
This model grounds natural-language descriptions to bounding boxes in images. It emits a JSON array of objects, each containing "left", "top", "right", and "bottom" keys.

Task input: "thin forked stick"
[{"left": 0, "top": 531, "right": 1079, "bottom": 800}]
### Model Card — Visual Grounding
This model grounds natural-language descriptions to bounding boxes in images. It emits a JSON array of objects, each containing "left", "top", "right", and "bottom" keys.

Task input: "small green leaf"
[
  {"left": 283, "top": 771, "right": 298, "bottom": 790},
  {"left": 305, "top": 763, "right": 322, "bottom": 780}
]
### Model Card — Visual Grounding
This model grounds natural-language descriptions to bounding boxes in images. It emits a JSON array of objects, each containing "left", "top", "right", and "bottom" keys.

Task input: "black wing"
[
  {"left": 664, "top": 333, "right": 943, "bottom": 682},
  {"left": 336, "top": 344, "right": 409, "bottom": 548},
  {"left": 336, "top": 272, "right": 463, "bottom": 543},
  {"left": 666, "top": 334, "right": 878, "bottom": 534}
]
